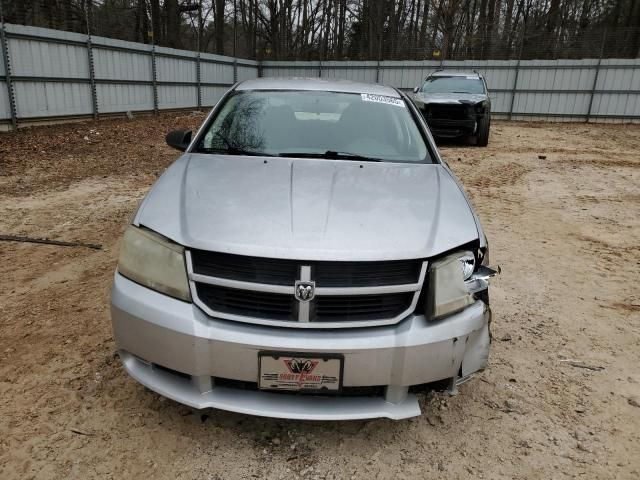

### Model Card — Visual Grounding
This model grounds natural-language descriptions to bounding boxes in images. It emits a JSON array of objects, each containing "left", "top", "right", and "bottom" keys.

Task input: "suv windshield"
[
  {"left": 420, "top": 76, "right": 485, "bottom": 95},
  {"left": 197, "top": 90, "right": 431, "bottom": 163}
]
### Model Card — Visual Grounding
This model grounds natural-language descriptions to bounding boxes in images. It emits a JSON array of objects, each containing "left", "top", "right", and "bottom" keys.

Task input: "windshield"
[
  {"left": 197, "top": 90, "right": 431, "bottom": 163},
  {"left": 420, "top": 76, "right": 485, "bottom": 94}
]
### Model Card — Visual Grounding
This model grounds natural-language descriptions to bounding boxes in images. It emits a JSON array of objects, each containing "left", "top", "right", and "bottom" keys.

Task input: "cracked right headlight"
[
  {"left": 426, "top": 248, "right": 500, "bottom": 320},
  {"left": 117, "top": 225, "right": 191, "bottom": 302},
  {"left": 427, "top": 251, "right": 476, "bottom": 320}
]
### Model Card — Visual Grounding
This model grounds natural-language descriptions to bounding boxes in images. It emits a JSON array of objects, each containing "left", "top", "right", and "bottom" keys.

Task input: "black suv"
[{"left": 412, "top": 71, "right": 491, "bottom": 146}]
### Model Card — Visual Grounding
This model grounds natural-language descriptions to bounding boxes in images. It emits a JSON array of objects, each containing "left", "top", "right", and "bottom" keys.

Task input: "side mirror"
[
  {"left": 413, "top": 86, "right": 420, "bottom": 94},
  {"left": 166, "top": 129, "right": 192, "bottom": 151}
]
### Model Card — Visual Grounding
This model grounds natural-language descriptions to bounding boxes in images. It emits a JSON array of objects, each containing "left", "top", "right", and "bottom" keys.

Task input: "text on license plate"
[{"left": 258, "top": 352, "right": 343, "bottom": 392}]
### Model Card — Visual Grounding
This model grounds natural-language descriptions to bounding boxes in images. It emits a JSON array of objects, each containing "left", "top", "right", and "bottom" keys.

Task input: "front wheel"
[{"left": 476, "top": 116, "right": 490, "bottom": 147}]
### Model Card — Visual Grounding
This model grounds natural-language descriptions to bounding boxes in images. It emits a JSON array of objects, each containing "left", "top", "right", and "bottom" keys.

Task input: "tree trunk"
[
  {"left": 150, "top": 0, "right": 162, "bottom": 45},
  {"left": 419, "top": 0, "right": 430, "bottom": 58},
  {"left": 323, "top": 0, "right": 332, "bottom": 59},
  {"left": 214, "top": 0, "right": 225, "bottom": 54},
  {"left": 164, "top": 0, "right": 182, "bottom": 49},
  {"left": 337, "top": 0, "right": 346, "bottom": 58},
  {"left": 477, "top": 0, "right": 488, "bottom": 58},
  {"left": 625, "top": 0, "right": 640, "bottom": 57}
]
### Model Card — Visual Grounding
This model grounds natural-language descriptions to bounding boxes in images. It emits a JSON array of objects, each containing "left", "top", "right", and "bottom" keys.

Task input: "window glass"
[
  {"left": 199, "top": 90, "right": 431, "bottom": 163},
  {"left": 420, "top": 76, "right": 485, "bottom": 94}
]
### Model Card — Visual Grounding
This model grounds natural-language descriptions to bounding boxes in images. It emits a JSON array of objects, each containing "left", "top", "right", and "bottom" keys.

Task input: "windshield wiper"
[
  {"left": 278, "top": 151, "right": 382, "bottom": 162},
  {"left": 195, "top": 132, "right": 275, "bottom": 156},
  {"left": 195, "top": 146, "right": 275, "bottom": 157}
]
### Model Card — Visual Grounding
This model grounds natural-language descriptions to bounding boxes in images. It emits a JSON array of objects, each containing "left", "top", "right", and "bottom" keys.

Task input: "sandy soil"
[{"left": 1, "top": 113, "right": 639, "bottom": 479}]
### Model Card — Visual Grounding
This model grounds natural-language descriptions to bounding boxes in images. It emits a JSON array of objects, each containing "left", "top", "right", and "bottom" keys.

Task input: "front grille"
[
  {"left": 314, "top": 260, "right": 421, "bottom": 287},
  {"left": 196, "top": 283, "right": 296, "bottom": 321},
  {"left": 315, "top": 293, "right": 414, "bottom": 322},
  {"left": 195, "top": 284, "right": 415, "bottom": 323},
  {"left": 189, "top": 251, "right": 425, "bottom": 327},
  {"left": 191, "top": 251, "right": 422, "bottom": 287},
  {"left": 191, "top": 250, "right": 298, "bottom": 285},
  {"left": 425, "top": 104, "right": 469, "bottom": 120}
]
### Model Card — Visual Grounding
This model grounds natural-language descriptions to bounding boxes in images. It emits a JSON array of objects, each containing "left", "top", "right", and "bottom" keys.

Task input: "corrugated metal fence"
[
  {"left": 1, "top": 23, "right": 640, "bottom": 130},
  {"left": 0, "top": 23, "right": 258, "bottom": 129},
  {"left": 261, "top": 59, "right": 640, "bottom": 122}
]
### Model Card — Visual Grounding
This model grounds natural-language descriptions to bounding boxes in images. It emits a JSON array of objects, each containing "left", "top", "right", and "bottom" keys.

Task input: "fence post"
[
  {"left": 586, "top": 28, "right": 607, "bottom": 123},
  {"left": 0, "top": 0, "right": 17, "bottom": 129},
  {"left": 151, "top": 46, "right": 158, "bottom": 114},
  {"left": 196, "top": 53, "right": 202, "bottom": 109},
  {"left": 508, "top": 62, "right": 521, "bottom": 120},
  {"left": 318, "top": 60, "right": 322, "bottom": 78},
  {"left": 149, "top": 8, "right": 158, "bottom": 114},
  {"left": 508, "top": 28, "right": 526, "bottom": 121},
  {"left": 85, "top": 6, "right": 98, "bottom": 120}
]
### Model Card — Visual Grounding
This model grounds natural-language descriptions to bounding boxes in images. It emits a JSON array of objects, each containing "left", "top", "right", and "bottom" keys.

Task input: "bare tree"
[{"left": 6, "top": 0, "right": 640, "bottom": 61}]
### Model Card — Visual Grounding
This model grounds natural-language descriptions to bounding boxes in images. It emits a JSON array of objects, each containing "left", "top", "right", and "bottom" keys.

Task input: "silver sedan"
[{"left": 110, "top": 78, "right": 498, "bottom": 420}]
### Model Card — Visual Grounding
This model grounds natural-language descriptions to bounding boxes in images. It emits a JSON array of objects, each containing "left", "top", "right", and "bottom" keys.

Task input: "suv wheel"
[{"left": 476, "top": 116, "right": 490, "bottom": 147}]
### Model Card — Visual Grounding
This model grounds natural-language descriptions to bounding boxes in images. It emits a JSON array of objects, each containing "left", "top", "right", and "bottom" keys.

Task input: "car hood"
[
  {"left": 134, "top": 154, "right": 479, "bottom": 261},
  {"left": 414, "top": 92, "right": 488, "bottom": 105}
]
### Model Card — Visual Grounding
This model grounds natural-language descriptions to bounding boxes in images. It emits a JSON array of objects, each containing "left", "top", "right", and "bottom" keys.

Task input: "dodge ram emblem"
[
  {"left": 285, "top": 358, "right": 318, "bottom": 374},
  {"left": 295, "top": 281, "right": 315, "bottom": 302}
]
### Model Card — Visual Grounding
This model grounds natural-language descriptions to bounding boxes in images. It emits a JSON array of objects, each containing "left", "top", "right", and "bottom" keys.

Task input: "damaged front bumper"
[
  {"left": 427, "top": 117, "right": 478, "bottom": 138},
  {"left": 111, "top": 273, "right": 491, "bottom": 420}
]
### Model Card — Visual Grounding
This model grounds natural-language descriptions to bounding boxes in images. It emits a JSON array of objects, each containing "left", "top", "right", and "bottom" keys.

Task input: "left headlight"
[
  {"left": 426, "top": 250, "right": 498, "bottom": 320},
  {"left": 117, "top": 225, "right": 191, "bottom": 302}
]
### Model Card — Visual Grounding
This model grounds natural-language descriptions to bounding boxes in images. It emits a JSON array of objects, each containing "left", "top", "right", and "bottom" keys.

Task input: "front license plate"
[{"left": 258, "top": 352, "right": 343, "bottom": 393}]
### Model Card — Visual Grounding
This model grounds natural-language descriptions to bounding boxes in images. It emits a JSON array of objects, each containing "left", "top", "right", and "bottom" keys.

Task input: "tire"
[{"left": 476, "top": 115, "right": 490, "bottom": 147}]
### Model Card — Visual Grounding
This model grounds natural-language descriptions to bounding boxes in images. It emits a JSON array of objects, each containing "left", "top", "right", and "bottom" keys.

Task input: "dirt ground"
[{"left": 1, "top": 113, "right": 639, "bottom": 480}]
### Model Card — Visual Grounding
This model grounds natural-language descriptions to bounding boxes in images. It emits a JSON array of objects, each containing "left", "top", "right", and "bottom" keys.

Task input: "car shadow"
[{"left": 433, "top": 137, "right": 477, "bottom": 148}]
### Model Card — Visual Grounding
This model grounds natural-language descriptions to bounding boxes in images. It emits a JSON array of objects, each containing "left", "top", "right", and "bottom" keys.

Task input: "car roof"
[
  {"left": 428, "top": 70, "right": 482, "bottom": 78},
  {"left": 236, "top": 77, "right": 401, "bottom": 98}
]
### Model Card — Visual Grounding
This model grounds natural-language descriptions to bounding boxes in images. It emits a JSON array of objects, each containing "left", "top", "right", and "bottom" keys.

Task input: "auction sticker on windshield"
[
  {"left": 259, "top": 352, "right": 343, "bottom": 392},
  {"left": 361, "top": 93, "right": 405, "bottom": 107}
]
